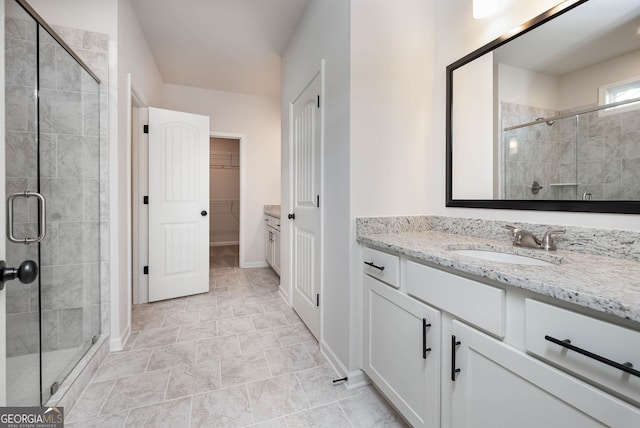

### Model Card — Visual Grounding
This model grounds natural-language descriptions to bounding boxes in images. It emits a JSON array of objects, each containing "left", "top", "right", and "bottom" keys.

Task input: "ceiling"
[{"left": 130, "top": 0, "right": 311, "bottom": 97}]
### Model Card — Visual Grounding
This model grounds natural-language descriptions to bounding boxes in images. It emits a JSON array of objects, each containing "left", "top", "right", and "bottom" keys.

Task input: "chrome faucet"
[{"left": 505, "top": 225, "right": 565, "bottom": 251}]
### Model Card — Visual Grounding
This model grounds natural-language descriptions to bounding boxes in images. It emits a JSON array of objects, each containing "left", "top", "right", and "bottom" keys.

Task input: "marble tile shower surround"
[
  {"left": 356, "top": 215, "right": 640, "bottom": 262},
  {"left": 501, "top": 101, "right": 640, "bottom": 200},
  {"left": 4, "top": 14, "right": 109, "bottom": 405}
]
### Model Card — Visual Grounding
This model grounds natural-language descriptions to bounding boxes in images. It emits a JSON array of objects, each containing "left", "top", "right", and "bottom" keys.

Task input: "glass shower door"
[
  {"left": 36, "top": 23, "right": 101, "bottom": 404},
  {"left": 5, "top": 1, "right": 41, "bottom": 406},
  {"left": 5, "top": 0, "right": 101, "bottom": 405}
]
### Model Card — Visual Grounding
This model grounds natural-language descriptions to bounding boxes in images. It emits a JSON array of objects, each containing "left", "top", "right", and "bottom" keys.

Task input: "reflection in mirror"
[{"left": 447, "top": 0, "right": 640, "bottom": 213}]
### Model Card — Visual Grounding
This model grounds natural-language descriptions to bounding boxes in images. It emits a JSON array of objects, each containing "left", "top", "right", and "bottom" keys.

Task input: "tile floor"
[
  {"left": 210, "top": 245, "right": 240, "bottom": 269},
  {"left": 67, "top": 267, "right": 407, "bottom": 427}
]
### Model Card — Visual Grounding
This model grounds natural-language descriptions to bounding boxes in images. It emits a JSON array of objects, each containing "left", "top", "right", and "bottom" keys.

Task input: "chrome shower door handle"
[{"left": 7, "top": 191, "right": 47, "bottom": 244}]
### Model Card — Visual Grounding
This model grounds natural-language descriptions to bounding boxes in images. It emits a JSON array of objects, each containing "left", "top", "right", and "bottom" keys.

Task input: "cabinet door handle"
[
  {"left": 545, "top": 335, "right": 640, "bottom": 378},
  {"left": 364, "top": 261, "right": 385, "bottom": 271},
  {"left": 451, "top": 335, "right": 461, "bottom": 381},
  {"left": 422, "top": 318, "right": 432, "bottom": 359}
]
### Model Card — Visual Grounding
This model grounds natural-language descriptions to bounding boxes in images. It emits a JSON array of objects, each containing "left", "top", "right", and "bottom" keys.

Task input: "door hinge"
[
  {"left": 316, "top": 195, "right": 320, "bottom": 208},
  {"left": 316, "top": 294, "right": 320, "bottom": 307},
  {"left": 143, "top": 125, "right": 149, "bottom": 134},
  {"left": 317, "top": 95, "right": 320, "bottom": 108},
  {"left": 143, "top": 266, "right": 148, "bottom": 275},
  {"left": 143, "top": 195, "right": 149, "bottom": 205}
]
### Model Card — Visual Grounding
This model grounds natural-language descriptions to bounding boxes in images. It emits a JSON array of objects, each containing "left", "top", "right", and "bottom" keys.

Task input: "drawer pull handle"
[
  {"left": 451, "top": 335, "right": 461, "bottom": 381},
  {"left": 364, "top": 261, "right": 385, "bottom": 271},
  {"left": 422, "top": 318, "right": 432, "bottom": 359},
  {"left": 545, "top": 335, "right": 640, "bottom": 378}
]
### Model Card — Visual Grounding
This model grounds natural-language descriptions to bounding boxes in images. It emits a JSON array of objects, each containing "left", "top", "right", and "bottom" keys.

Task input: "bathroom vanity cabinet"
[
  {"left": 264, "top": 214, "right": 281, "bottom": 275},
  {"left": 362, "top": 246, "right": 640, "bottom": 427}
]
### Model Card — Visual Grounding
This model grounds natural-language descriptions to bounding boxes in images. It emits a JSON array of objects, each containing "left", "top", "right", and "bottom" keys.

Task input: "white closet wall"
[{"left": 210, "top": 137, "right": 240, "bottom": 245}]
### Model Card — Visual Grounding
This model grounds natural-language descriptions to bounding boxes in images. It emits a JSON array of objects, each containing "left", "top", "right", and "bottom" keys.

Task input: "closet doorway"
[{"left": 210, "top": 136, "right": 241, "bottom": 268}]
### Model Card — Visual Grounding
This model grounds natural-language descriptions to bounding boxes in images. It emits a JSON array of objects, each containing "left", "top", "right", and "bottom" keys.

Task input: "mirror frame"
[{"left": 445, "top": 0, "right": 640, "bottom": 214}]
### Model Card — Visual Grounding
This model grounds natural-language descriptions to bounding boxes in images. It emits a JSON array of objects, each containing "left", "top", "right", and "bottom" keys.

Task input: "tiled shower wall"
[
  {"left": 502, "top": 101, "right": 640, "bottom": 200},
  {"left": 4, "top": 17, "right": 109, "bottom": 358}
]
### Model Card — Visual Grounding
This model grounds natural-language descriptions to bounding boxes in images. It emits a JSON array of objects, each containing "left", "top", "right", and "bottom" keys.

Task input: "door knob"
[
  {"left": 201, "top": 210, "right": 208, "bottom": 216},
  {"left": 0, "top": 260, "right": 38, "bottom": 290}
]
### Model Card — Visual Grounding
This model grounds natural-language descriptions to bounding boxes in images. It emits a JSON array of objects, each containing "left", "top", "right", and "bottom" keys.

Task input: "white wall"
[
  {"left": 498, "top": 63, "right": 560, "bottom": 110},
  {"left": 432, "top": 0, "right": 640, "bottom": 231},
  {"left": 452, "top": 53, "right": 495, "bottom": 199},
  {"left": 349, "top": 0, "right": 434, "bottom": 373},
  {"left": 281, "top": 0, "right": 351, "bottom": 370},
  {"left": 162, "top": 84, "right": 280, "bottom": 267},
  {"left": 559, "top": 49, "right": 640, "bottom": 111}
]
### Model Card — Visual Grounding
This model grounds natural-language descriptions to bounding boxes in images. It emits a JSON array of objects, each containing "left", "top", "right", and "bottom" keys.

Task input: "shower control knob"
[{"left": 0, "top": 260, "right": 38, "bottom": 290}]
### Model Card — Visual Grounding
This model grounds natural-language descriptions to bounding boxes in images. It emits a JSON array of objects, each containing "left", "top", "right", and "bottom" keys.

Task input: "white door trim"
[
  {"left": 129, "top": 74, "right": 148, "bottom": 310},
  {"left": 210, "top": 131, "right": 247, "bottom": 267}
]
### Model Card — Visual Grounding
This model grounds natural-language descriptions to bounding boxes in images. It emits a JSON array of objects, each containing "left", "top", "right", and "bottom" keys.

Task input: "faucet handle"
[
  {"left": 541, "top": 228, "right": 566, "bottom": 251},
  {"left": 505, "top": 224, "right": 519, "bottom": 233}
]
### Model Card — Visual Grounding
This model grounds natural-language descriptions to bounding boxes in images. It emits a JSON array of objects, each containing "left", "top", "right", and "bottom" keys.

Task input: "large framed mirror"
[{"left": 446, "top": 0, "right": 640, "bottom": 213}]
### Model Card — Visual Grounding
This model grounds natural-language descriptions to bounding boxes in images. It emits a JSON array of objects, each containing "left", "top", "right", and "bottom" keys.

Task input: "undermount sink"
[{"left": 449, "top": 249, "right": 556, "bottom": 266}]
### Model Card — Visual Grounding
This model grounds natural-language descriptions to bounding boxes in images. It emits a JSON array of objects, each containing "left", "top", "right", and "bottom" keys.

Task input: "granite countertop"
[
  {"left": 264, "top": 205, "right": 281, "bottom": 219},
  {"left": 358, "top": 230, "right": 640, "bottom": 324}
]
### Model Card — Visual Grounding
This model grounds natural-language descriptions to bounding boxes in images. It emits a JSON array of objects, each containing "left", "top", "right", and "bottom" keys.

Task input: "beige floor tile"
[
  {"left": 161, "top": 310, "right": 200, "bottom": 327},
  {"left": 65, "top": 412, "right": 128, "bottom": 428},
  {"left": 147, "top": 341, "right": 197, "bottom": 371},
  {"left": 264, "top": 344, "right": 315, "bottom": 376},
  {"left": 238, "top": 329, "right": 281, "bottom": 354},
  {"left": 165, "top": 359, "right": 221, "bottom": 400},
  {"left": 197, "top": 335, "right": 240, "bottom": 362},
  {"left": 252, "top": 311, "right": 289, "bottom": 330},
  {"left": 93, "top": 349, "right": 152, "bottom": 382},
  {"left": 190, "top": 385, "right": 253, "bottom": 428},
  {"left": 295, "top": 365, "right": 361, "bottom": 407},
  {"left": 232, "top": 301, "right": 265, "bottom": 317},
  {"left": 248, "top": 374, "right": 309, "bottom": 423},
  {"left": 132, "top": 326, "right": 179, "bottom": 350},
  {"left": 100, "top": 369, "right": 170, "bottom": 415},
  {"left": 176, "top": 320, "right": 218, "bottom": 343},
  {"left": 198, "top": 306, "right": 233, "bottom": 323},
  {"left": 339, "top": 388, "right": 408, "bottom": 428},
  {"left": 286, "top": 403, "right": 352, "bottom": 427},
  {"left": 220, "top": 352, "right": 271, "bottom": 387},
  {"left": 276, "top": 323, "right": 315, "bottom": 347},
  {"left": 67, "top": 379, "right": 115, "bottom": 421},
  {"left": 72, "top": 266, "right": 404, "bottom": 428},
  {"left": 124, "top": 396, "right": 191, "bottom": 427},
  {"left": 218, "top": 315, "right": 255, "bottom": 336}
]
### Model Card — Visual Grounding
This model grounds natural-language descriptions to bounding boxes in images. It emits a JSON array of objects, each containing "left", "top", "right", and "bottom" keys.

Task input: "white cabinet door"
[
  {"left": 273, "top": 229, "right": 281, "bottom": 275},
  {"left": 265, "top": 226, "right": 273, "bottom": 268},
  {"left": 449, "top": 320, "right": 640, "bottom": 428},
  {"left": 363, "top": 275, "right": 440, "bottom": 428},
  {"left": 148, "top": 107, "right": 210, "bottom": 301}
]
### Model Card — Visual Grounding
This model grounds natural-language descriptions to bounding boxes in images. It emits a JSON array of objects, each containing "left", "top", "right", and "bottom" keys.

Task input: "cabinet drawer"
[
  {"left": 406, "top": 261, "right": 505, "bottom": 337},
  {"left": 525, "top": 299, "right": 640, "bottom": 405},
  {"left": 362, "top": 247, "right": 400, "bottom": 288},
  {"left": 266, "top": 215, "right": 280, "bottom": 231}
]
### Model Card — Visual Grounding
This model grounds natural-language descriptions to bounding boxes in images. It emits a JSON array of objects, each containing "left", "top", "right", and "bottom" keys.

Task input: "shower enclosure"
[
  {"left": 501, "top": 98, "right": 640, "bottom": 201},
  {"left": 5, "top": 0, "right": 101, "bottom": 405}
]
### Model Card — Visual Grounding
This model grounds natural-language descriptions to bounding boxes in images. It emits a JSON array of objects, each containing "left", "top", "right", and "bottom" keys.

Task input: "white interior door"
[
  {"left": 148, "top": 107, "right": 210, "bottom": 301},
  {"left": 291, "top": 73, "right": 322, "bottom": 339}
]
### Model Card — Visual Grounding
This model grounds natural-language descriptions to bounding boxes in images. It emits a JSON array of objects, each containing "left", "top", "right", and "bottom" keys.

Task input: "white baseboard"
[
  {"left": 110, "top": 325, "right": 130, "bottom": 352},
  {"left": 320, "top": 341, "right": 370, "bottom": 390},
  {"left": 210, "top": 241, "right": 239, "bottom": 247},
  {"left": 278, "top": 285, "right": 290, "bottom": 305},
  {"left": 240, "top": 261, "right": 269, "bottom": 268}
]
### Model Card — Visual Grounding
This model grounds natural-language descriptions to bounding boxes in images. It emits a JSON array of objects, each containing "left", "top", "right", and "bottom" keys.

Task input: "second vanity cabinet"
[
  {"left": 264, "top": 214, "right": 280, "bottom": 275},
  {"left": 362, "top": 246, "right": 640, "bottom": 427}
]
